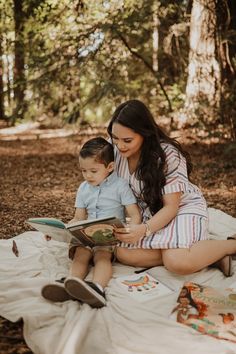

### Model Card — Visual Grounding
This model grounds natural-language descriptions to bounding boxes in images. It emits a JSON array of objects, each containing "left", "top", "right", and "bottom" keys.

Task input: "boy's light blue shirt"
[{"left": 75, "top": 171, "right": 136, "bottom": 222}]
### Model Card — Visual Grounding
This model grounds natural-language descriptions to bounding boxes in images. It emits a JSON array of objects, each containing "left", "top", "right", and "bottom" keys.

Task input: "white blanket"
[{"left": 0, "top": 208, "right": 236, "bottom": 354}]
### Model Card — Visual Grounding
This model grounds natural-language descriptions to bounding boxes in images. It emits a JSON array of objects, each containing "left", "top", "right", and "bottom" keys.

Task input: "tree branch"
[{"left": 114, "top": 28, "right": 173, "bottom": 112}]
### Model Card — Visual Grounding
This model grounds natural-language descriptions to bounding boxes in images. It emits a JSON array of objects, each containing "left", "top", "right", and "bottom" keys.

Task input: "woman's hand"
[{"left": 114, "top": 224, "right": 146, "bottom": 244}]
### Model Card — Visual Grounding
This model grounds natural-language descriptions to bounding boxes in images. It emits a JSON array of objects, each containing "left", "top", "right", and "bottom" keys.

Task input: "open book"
[
  {"left": 26, "top": 216, "right": 125, "bottom": 246},
  {"left": 170, "top": 281, "right": 236, "bottom": 343}
]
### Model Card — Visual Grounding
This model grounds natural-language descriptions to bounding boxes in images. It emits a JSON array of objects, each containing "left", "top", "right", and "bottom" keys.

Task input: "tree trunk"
[
  {"left": 184, "top": 0, "right": 221, "bottom": 123},
  {"left": 0, "top": 36, "right": 5, "bottom": 120},
  {"left": 13, "top": 0, "right": 26, "bottom": 122},
  {"left": 152, "top": 1, "right": 159, "bottom": 73},
  {"left": 151, "top": 1, "right": 159, "bottom": 101}
]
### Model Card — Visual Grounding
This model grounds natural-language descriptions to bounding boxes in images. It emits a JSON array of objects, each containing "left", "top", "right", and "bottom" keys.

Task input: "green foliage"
[
  {"left": 0, "top": 0, "right": 235, "bottom": 138},
  {"left": 1, "top": 0, "right": 190, "bottom": 125}
]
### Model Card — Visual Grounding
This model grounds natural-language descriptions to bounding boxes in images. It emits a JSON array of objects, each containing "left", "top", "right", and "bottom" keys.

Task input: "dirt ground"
[{"left": 0, "top": 125, "right": 235, "bottom": 353}]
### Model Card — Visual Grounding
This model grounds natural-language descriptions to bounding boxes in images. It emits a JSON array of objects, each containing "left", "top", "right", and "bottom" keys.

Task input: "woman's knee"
[
  {"left": 162, "top": 250, "right": 194, "bottom": 275},
  {"left": 116, "top": 248, "right": 139, "bottom": 267}
]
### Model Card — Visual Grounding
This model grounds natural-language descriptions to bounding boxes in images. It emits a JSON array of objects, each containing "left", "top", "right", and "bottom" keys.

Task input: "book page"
[
  {"left": 27, "top": 217, "right": 65, "bottom": 228},
  {"left": 68, "top": 217, "right": 125, "bottom": 246},
  {"left": 70, "top": 223, "right": 118, "bottom": 247},
  {"left": 115, "top": 273, "right": 173, "bottom": 302},
  {"left": 27, "top": 221, "right": 72, "bottom": 242},
  {"left": 67, "top": 216, "right": 124, "bottom": 229},
  {"left": 27, "top": 216, "right": 124, "bottom": 245},
  {"left": 171, "top": 282, "right": 236, "bottom": 343}
]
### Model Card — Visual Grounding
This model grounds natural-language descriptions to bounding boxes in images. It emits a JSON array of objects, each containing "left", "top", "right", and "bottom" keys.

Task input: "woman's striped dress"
[{"left": 114, "top": 142, "right": 209, "bottom": 249}]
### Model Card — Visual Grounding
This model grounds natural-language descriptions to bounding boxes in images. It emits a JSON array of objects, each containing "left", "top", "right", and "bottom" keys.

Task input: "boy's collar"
[
  {"left": 91, "top": 171, "right": 117, "bottom": 188},
  {"left": 101, "top": 170, "right": 117, "bottom": 185},
  {"left": 87, "top": 171, "right": 117, "bottom": 188}
]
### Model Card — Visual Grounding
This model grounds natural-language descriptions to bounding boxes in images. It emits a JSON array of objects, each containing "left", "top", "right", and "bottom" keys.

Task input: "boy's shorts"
[{"left": 68, "top": 238, "right": 117, "bottom": 262}]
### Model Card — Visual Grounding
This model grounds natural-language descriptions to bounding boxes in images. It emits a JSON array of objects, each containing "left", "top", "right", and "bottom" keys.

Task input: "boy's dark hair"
[{"left": 79, "top": 137, "right": 114, "bottom": 167}]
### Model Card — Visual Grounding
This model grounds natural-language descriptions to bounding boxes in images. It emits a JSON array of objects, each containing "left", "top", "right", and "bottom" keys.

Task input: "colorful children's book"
[
  {"left": 26, "top": 216, "right": 125, "bottom": 245},
  {"left": 170, "top": 282, "right": 236, "bottom": 343},
  {"left": 115, "top": 273, "right": 173, "bottom": 302}
]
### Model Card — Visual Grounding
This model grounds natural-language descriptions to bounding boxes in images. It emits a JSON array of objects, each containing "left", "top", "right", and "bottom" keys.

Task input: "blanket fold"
[{"left": 0, "top": 208, "right": 236, "bottom": 354}]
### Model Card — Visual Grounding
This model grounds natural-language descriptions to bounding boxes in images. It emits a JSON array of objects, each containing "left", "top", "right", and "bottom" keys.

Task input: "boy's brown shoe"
[
  {"left": 41, "top": 278, "right": 75, "bottom": 302},
  {"left": 65, "top": 277, "right": 106, "bottom": 308}
]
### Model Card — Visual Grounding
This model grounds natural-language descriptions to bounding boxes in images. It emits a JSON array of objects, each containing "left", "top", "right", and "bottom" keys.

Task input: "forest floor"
[{"left": 0, "top": 123, "right": 235, "bottom": 354}]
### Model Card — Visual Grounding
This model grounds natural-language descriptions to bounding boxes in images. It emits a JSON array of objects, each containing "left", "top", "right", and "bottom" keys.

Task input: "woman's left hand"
[{"left": 114, "top": 224, "right": 145, "bottom": 244}]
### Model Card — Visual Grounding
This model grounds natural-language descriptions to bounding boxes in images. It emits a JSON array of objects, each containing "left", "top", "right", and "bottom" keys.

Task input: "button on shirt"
[{"left": 75, "top": 172, "right": 137, "bottom": 222}]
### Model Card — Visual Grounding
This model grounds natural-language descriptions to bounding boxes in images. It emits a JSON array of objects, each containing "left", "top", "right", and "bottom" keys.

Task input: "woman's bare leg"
[
  {"left": 162, "top": 239, "right": 236, "bottom": 275},
  {"left": 116, "top": 247, "right": 163, "bottom": 268}
]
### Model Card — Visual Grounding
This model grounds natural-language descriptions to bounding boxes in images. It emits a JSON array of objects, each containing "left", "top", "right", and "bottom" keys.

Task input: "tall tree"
[
  {"left": 13, "top": 0, "right": 26, "bottom": 121},
  {"left": 0, "top": 36, "right": 4, "bottom": 120},
  {"left": 152, "top": 1, "right": 159, "bottom": 73},
  {"left": 184, "top": 0, "right": 221, "bottom": 123},
  {"left": 0, "top": 0, "right": 5, "bottom": 120}
]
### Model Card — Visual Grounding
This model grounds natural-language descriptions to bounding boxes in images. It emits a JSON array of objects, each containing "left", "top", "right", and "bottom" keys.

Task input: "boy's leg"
[
  {"left": 65, "top": 248, "right": 113, "bottom": 308},
  {"left": 41, "top": 247, "right": 92, "bottom": 302},
  {"left": 92, "top": 249, "right": 113, "bottom": 288},
  {"left": 69, "top": 246, "right": 93, "bottom": 279}
]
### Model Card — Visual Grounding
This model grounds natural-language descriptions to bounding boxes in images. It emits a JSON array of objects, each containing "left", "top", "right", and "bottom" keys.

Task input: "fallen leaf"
[
  {"left": 45, "top": 235, "right": 52, "bottom": 241},
  {"left": 31, "top": 272, "right": 41, "bottom": 277},
  {"left": 12, "top": 240, "right": 19, "bottom": 257}
]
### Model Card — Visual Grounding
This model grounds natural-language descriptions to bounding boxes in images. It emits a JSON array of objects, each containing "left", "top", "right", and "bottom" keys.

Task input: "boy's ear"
[{"left": 107, "top": 161, "right": 115, "bottom": 172}]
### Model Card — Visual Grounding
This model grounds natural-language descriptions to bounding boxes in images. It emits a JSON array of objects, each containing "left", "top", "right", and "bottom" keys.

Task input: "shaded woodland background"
[
  {"left": 0, "top": 0, "right": 236, "bottom": 353},
  {"left": 0, "top": 0, "right": 236, "bottom": 137}
]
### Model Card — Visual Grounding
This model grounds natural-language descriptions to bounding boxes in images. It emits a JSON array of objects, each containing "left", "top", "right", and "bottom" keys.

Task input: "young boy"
[{"left": 42, "top": 137, "right": 141, "bottom": 308}]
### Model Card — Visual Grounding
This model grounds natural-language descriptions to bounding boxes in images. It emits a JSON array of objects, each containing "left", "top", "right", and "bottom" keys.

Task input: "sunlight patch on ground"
[{"left": 0, "top": 122, "right": 40, "bottom": 135}]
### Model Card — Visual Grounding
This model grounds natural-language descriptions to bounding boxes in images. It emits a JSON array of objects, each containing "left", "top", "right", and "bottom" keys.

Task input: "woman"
[{"left": 107, "top": 99, "right": 236, "bottom": 276}]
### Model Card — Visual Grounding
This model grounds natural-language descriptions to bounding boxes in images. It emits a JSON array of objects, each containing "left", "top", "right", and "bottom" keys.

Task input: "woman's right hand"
[{"left": 114, "top": 224, "right": 146, "bottom": 244}]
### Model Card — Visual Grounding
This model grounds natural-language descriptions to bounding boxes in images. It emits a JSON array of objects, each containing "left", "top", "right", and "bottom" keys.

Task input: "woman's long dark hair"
[{"left": 107, "top": 99, "right": 192, "bottom": 215}]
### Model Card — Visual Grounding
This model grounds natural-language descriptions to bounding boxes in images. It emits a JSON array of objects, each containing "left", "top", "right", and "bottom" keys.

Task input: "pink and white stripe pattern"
[{"left": 114, "top": 142, "right": 209, "bottom": 249}]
